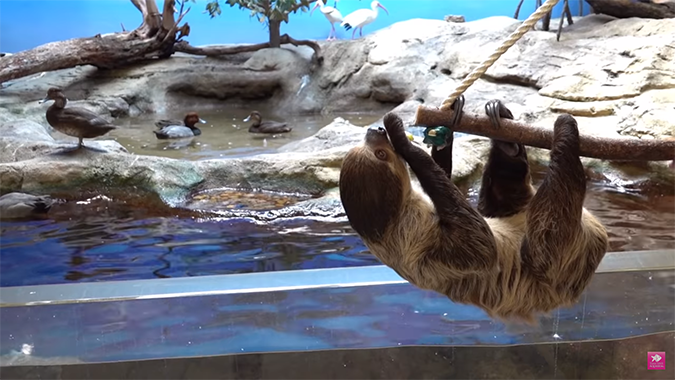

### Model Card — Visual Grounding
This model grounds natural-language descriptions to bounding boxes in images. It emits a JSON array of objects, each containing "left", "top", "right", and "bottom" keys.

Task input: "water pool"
[{"left": 1, "top": 171, "right": 673, "bottom": 287}]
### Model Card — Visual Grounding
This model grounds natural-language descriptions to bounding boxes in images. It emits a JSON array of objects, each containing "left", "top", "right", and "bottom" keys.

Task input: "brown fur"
[{"left": 339, "top": 104, "right": 609, "bottom": 323}]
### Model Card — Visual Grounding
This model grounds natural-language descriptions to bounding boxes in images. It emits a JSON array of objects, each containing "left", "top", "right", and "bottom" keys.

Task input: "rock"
[
  {"left": 1, "top": 14, "right": 673, "bottom": 211},
  {"left": 0, "top": 117, "right": 491, "bottom": 210},
  {"left": 3, "top": 15, "right": 673, "bottom": 144},
  {"left": 278, "top": 117, "right": 367, "bottom": 153},
  {"left": 444, "top": 15, "right": 466, "bottom": 23},
  {"left": 0, "top": 119, "right": 128, "bottom": 163},
  {"left": 186, "top": 187, "right": 347, "bottom": 222}
]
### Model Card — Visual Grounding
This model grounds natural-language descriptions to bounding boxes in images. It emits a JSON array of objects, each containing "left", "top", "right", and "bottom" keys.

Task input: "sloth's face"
[{"left": 362, "top": 126, "right": 409, "bottom": 179}]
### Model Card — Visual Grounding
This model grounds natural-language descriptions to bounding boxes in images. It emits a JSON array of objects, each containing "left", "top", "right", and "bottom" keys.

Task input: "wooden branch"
[
  {"left": 162, "top": 0, "right": 176, "bottom": 31},
  {"left": 414, "top": 105, "right": 675, "bottom": 161},
  {"left": 0, "top": 33, "right": 179, "bottom": 82},
  {"left": 130, "top": 0, "right": 145, "bottom": 15},
  {"left": 289, "top": 0, "right": 318, "bottom": 14},
  {"left": 0, "top": 0, "right": 192, "bottom": 83},
  {"left": 161, "top": 6, "right": 190, "bottom": 44},
  {"left": 174, "top": 34, "right": 322, "bottom": 63},
  {"left": 144, "top": 0, "right": 162, "bottom": 36},
  {"left": 586, "top": 0, "right": 675, "bottom": 19}
]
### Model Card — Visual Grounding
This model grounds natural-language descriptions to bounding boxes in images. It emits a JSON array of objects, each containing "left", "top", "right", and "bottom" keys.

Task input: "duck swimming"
[
  {"left": 39, "top": 87, "right": 117, "bottom": 149},
  {"left": 0, "top": 192, "right": 54, "bottom": 220},
  {"left": 244, "top": 111, "right": 292, "bottom": 134},
  {"left": 153, "top": 112, "right": 206, "bottom": 140}
]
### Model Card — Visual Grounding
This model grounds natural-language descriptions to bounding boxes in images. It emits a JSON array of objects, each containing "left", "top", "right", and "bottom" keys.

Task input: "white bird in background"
[
  {"left": 341, "top": 0, "right": 389, "bottom": 40},
  {"left": 310, "top": 0, "right": 344, "bottom": 41}
]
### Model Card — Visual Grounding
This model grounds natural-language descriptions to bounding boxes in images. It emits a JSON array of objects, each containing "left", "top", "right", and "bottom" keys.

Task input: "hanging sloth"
[{"left": 338, "top": 97, "right": 609, "bottom": 323}]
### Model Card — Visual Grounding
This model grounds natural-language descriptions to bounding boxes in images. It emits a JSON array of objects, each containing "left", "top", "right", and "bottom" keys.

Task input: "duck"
[
  {"left": 39, "top": 87, "right": 117, "bottom": 149},
  {"left": 153, "top": 112, "right": 206, "bottom": 140},
  {"left": 0, "top": 192, "right": 54, "bottom": 220},
  {"left": 244, "top": 111, "right": 292, "bottom": 134}
]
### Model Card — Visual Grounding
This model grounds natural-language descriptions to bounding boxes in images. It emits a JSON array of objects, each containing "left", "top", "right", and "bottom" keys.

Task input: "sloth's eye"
[{"left": 375, "top": 149, "right": 387, "bottom": 160}]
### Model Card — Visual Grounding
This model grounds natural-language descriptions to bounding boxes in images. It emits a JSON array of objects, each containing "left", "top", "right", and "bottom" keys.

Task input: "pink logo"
[{"left": 648, "top": 352, "right": 666, "bottom": 370}]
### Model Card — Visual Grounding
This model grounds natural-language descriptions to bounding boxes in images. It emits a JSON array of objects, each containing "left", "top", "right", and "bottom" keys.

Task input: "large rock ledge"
[
  {"left": 0, "top": 15, "right": 673, "bottom": 218},
  {"left": 0, "top": 118, "right": 491, "bottom": 209}
]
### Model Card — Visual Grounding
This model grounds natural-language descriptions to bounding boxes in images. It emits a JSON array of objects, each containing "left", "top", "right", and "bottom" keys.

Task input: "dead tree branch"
[
  {"left": 414, "top": 105, "right": 675, "bottom": 161},
  {"left": 174, "top": 33, "right": 323, "bottom": 63},
  {"left": 0, "top": 0, "right": 190, "bottom": 84}
]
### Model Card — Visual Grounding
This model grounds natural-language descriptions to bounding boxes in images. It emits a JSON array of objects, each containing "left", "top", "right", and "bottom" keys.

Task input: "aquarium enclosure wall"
[{"left": 1, "top": 0, "right": 674, "bottom": 379}]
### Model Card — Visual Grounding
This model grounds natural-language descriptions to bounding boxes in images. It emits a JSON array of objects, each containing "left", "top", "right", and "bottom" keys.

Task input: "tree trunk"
[
  {"left": 268, "top": 20, "right": 282, "bottom": 48},
  {"left": 586, "top": 0, "right": 675, "bottom": 19},
  {"left": 0, "top": 0, "right": 190, "bottom": 84},
  {"left": 414, "top": 105, "right": 675, "bottom": 161}
]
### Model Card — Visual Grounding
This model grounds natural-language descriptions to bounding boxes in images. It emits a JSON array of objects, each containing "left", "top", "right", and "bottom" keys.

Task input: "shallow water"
[
  {"left": 108, "top": 107, "right": 383, "bottom": 160},
  {"left": 1, "top": 173, "right": 673, "bottom": 287}
]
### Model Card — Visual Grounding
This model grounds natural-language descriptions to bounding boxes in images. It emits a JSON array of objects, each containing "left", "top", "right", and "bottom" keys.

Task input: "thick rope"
[{"left": 440, "top": 0, "right": 561, "bottom": 111}]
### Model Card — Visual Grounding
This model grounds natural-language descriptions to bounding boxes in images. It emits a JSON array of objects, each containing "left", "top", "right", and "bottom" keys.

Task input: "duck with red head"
[
  {"left": 39, "top": 87, "right": 117, "bottom": 150},
  {"left": 154, "top": 112, "right": 206, "bottom": 140},
  {"left": 339, "top": 98, "right": 608, "bottom": 323}
]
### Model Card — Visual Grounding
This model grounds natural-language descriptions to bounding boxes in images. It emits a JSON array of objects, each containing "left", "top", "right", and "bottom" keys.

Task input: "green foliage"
[{"left": 204, "top": 0, "right": 316, "bottom": 23}]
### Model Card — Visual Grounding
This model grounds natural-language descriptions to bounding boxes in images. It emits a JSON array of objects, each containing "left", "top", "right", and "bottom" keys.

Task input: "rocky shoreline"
[{"left": 1, "top": 15, "right": 673, "bottom": 218}]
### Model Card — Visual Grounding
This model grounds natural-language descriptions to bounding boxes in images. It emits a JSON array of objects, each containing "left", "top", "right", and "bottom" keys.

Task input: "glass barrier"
[{"left": 1, "top": 249, "right": 673, "bottom": 379}]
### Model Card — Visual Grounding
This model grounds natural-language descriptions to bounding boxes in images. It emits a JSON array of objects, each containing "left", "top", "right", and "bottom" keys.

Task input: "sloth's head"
[{"left": 339, "top": 125, "right": 410, "bottom": 240}]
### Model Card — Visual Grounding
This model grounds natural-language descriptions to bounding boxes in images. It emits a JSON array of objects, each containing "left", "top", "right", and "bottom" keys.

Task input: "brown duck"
[
  {"left": 243, "top": 111, "right": 292, "bottom": 134},
  {"left": 39, "top": 87, "right": 117, "bottom": 149}
]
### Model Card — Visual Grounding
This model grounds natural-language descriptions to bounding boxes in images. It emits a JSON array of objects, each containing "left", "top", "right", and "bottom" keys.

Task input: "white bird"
[
  {"left": 341, "top": 0, "right": 389, "bottom": 40},
  {"left": 310, "top": 0, "right": 343, "bottom": 41}
]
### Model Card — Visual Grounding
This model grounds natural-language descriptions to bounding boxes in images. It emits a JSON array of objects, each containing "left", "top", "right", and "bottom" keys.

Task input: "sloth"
[{"left": 338, "top": 98, "right": 609, "bottom": 322}]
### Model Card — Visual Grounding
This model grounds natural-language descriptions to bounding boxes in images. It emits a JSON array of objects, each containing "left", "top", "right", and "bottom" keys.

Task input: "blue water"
[
  {"left": 1, "top": 177, "right": 673, "bottom": 288},
  {"left": 0, "top": 0, "right": 591, "bottom": 53},
  {"left": 0, "top": 206, "right": 378, "bottom": 287}
]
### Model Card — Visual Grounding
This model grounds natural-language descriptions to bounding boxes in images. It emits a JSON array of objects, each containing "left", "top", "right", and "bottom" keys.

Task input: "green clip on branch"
[{"left": 423, "top": 126, "right": 451, "bottom": 149}]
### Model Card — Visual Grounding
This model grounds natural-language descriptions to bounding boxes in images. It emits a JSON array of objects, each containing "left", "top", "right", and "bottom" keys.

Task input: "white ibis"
[
  {"left": 310, "top": 0, "right": 343, "bottom": 41},
  {"left": 341, "top": 0, "right": 389, "bottom": 40}
]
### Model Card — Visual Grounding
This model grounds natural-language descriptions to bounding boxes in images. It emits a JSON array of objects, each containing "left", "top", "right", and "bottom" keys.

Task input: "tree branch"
[
  {"left": 414, "top": 105, "right": 675, "bottom": 161},
  {"left": 162, "top": 0, "right": 177, "bottom": 31},
  {"left": 174, "top": 34, "right": 322, "bottom": 63},
  {"left": 289, "top": 0, "right": 317, "bottom": 14},
  {"left": 0, "top": 0, "right": 192, "bottom": 83},
  {"left": 586, "top": 0, "right": 675, "bottom": 19},
  {"left": 130, "top": 0, "right": 145, "bottom": 14}
]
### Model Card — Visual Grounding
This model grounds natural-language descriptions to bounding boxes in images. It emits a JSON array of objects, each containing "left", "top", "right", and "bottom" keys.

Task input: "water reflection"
[
  {"left": 1, "top": 270, "right": 673, "bottom": 367},
  {"left": 108, "top": 107, "right": 383, "bottom": 160},
  {"left": 0, "top": 172, "right": 673, "bottom": 287}
]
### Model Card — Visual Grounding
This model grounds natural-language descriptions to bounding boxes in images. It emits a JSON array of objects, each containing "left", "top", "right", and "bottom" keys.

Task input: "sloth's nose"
[
  {"left": 368, "top": 125, "right": 386, "bottom": 135},
  {"left": 377, "top": 126, "right": 385, "bottom": 133}
]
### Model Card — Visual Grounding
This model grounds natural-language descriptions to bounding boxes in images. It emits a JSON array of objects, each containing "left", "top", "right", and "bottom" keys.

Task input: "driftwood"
[
  {"left": 0, "top": 0, "right": 324, "bottom": 84},
  {"left": 586, "top": 0, "right": 675, "bottom": 19},
  {"left": 174, "top": 34, "right": 323, "bottom": 64},
  {"left": 0, "top": 0, "right": 190, "bottom": 84},
  {"left": 414, "top": 105, "right": 675, "bottom": 161}
]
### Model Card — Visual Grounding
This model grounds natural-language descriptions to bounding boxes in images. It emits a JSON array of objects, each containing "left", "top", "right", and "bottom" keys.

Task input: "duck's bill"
[
  {"left": 243, "top": 116, "right": 251, "bottom": 122},
  {"left": 199, "top": 118, "right": 207, "bottom": 124},
  {"left": 38, "top": 97, "right": 49, "bottom": 104}
]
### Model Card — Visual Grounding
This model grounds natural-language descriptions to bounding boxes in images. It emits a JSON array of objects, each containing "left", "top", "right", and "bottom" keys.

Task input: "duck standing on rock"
[
  {"left": 153, "top": 112, "right": 206, "bottom": 140},
  {"left": 244, "top": 111, "right": 292, "bottom": 134},
  {"left": 39, "top": 87, "right": 117, "bottom": 150},
  {"left": 0, "top": 192, "right": 54, "bottom": 220}
]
